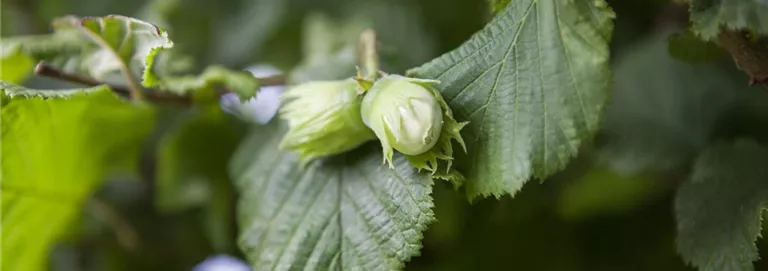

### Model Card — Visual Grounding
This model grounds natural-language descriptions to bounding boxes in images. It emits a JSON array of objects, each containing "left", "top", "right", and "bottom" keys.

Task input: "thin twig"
[
  {"left": 34, "top": 62, "right": 286, "bottom": 105},
  {"left": 717, "top": 30, "right": 768, "bottom": 89},
  {"left": 36, "top": 62, "right": 193, "bottom": 105},
  {"left": 260, "top": 74, "right": 286, "bottom": 87},
  {"left": 35, "top": 62, "right": 120, "bottom": 91}
]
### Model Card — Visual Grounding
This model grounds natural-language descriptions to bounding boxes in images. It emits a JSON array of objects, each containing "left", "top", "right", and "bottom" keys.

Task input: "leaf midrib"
[
  {"left": 463, "top": 0, "right": 535, "bottom": 193},
  {"left": 79, "top": 18, "right": 142, "bottom": 97}
]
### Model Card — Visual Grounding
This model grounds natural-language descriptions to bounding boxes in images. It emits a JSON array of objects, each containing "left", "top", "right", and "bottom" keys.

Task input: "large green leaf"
[
  {"left": 1, "top": 82, "right": 154, "bottom": 271},
  {"left": 675, "top": 140, "right": 768, "bottom": 271},
  {"left": 407, "top": 0, "right": 615, "bottom": 199},
  {"left": 689, "top": 0, "right": 768, "bottom": 39},
  {"left": 229, "top": 122, "right": 435, "bottom": 270}
]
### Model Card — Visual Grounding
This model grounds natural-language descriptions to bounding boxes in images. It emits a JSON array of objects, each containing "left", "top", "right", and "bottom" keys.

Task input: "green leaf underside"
[
  {"left": 408, "top": 0, "right": 614, "bottom": 199},
  {"left": 1, "top": 82, "right": 154, "bottom": 271},
  {"left": 667, "top": 30, "right": 725, "bottom": 64},
  {"left": 145, "top": 66, "right": 260, "bottom": 101},
  {"left": 0, "top": 15, "right": 173, "bottom": 89},
  {"left": 675, "top": 140, "right": 768, "bottom": 271},
  {"left": 229, "top": 121, "right": 434, "bottom": 270},
  {"left": 56, "top": 15, "right": 173, "bottom": 86},
  {"left": 690, "top": 0, "right": 768, "bottom": 39}
]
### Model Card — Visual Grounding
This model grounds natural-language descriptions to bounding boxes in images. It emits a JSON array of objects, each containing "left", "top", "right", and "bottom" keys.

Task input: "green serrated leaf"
[
  {"left": 408, "top": 0, "right": 615, "bottom": 200},
  {"left": 145, "top": 65, "right": 259, "bottom": 101},
  {"left": 675, "top": 139, "right": 768, "bottom": 271},
  {"left": 1, "top": 81, "right": 154, "bottom": 271},
  {"left": 689, "top": 0, "right": 768, "bottom": 39},
  {"left": 668, "top": 30, "right": 726, "bottom": 64},
  {"left": 56, "top": 15, "right": 173, "bottom": 86},
  {"left": 229, "top": 121, "right": 434, "bottom": 270},
  {"left": 1, "top": 15, "right": 173, "bottom": 93}
]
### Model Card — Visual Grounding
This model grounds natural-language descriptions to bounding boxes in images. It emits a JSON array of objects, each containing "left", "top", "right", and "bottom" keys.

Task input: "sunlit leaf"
[
  {"left": 1, "top": 82, "right": 154, "bottom": 271},
  {"left": 0, "top": 51, "right": 35, "bottom": 83}
]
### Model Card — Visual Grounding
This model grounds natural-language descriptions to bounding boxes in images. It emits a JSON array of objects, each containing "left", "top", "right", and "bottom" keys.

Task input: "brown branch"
[
  {"left": 34, "top": 62, "right": 287, "bottom": 105},
  {"left": 259, "top": 74, "right": 286, "bottom": 87},
  {"left": 35, "top": 62, "right": 192, "bottom": 105},
  {"left": 717, "top": 30, "right": 768, "bottom": 89},
  {"left": 35, "top": 62, "right": 118, "bottom": 90}
]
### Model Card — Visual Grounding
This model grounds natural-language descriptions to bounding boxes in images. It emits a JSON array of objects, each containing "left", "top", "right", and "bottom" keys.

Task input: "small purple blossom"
[{"left": 220, "top": 64, "right": 285, "bottom": 124}]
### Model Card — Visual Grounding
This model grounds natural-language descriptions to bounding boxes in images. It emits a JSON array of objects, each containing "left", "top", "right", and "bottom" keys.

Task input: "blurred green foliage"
[{"left": 3, "top": 0, "right": 768, "bottom": 270}]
